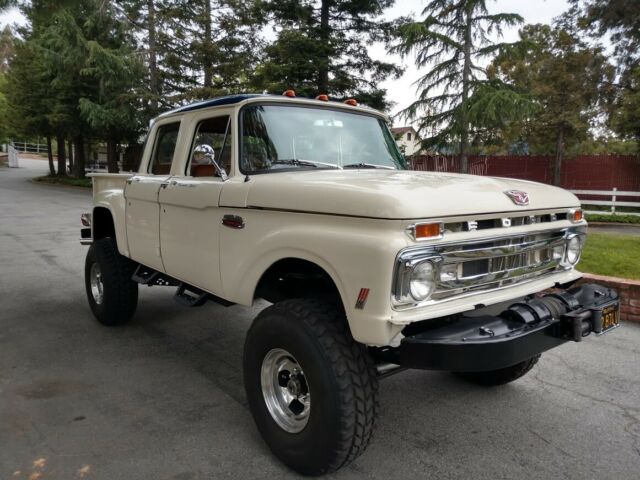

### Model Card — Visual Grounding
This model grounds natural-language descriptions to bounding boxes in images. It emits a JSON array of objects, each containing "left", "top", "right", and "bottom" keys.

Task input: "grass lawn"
[
  {"left": 579, "top": 233, "right": 640, "bottom": 280},
  {"left": 33, "top": 175, "right": 92, "bottom": 188}
]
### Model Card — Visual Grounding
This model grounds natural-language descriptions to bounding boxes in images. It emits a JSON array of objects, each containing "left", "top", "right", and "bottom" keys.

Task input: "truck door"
[
  {"left": 157, "top": 113, "right": 232, "bottom": 296},
  {"left": 125, "top": 120, "right": 181, "bottom": 272}
]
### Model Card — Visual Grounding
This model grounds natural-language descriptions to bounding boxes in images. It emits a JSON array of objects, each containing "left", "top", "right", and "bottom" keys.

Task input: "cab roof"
[{"left": 157, "top": 93, "right": 388, "bottom": 122}]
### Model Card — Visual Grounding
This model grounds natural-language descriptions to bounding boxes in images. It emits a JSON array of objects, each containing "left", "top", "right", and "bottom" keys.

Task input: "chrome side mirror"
[{"left": 194, "top": 144, "right": 228, "bottom": 181}]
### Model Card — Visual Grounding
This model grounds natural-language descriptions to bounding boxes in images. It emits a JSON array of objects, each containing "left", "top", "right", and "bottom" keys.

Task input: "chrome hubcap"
[
  {"left": 260, "top": 348, "right": 310, "bottom": 433},
  {"left": 90, "top": 262, "right": 104, "bottom": 305}
]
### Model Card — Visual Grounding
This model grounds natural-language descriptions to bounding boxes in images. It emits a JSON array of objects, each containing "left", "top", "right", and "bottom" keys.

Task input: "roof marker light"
[
  {"left": 282, "top": 89, "right": 296, "bottom": 97},
  {"left": 344, "top": 98, "right": 357, "bottom": 106},
  {"left": 315, "top": 94, "right": 329, "bottom": 101}
]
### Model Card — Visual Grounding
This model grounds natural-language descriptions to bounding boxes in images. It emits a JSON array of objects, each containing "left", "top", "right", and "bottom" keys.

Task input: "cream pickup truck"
[{"left": 81, "top": 93, "right": 620, "bottom": 475}]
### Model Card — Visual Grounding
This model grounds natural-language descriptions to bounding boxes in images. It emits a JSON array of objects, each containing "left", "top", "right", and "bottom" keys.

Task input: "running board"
[
  {"left": 131, "top": 265, "right": 235, "bottom": 308},
  {"left": 174, "top": 284, "right": 235, "bottom": 308},
  {"left": 132, "top": 265, "right": 180, "bottom": 286}
]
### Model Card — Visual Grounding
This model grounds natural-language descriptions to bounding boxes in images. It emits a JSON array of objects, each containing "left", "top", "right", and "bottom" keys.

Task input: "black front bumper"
[{"left": 379, "top": 284, "right": 619, "bottom": 372}]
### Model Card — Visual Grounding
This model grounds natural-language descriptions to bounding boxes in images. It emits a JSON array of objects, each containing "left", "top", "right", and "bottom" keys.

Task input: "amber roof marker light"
[
  {"left": 315, "top": 94, "right": 329, "bottom": 101},
  {"left": 344, "top": 98, "right": 358, "bottom": 106},
  {"left": 282, "top": 89, "right": 296, "bottom": 97}
]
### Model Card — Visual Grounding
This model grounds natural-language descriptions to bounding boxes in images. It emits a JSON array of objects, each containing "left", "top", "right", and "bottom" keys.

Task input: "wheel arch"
[{"left": 92, "top": 204, "right": 128, "bottom": 257}]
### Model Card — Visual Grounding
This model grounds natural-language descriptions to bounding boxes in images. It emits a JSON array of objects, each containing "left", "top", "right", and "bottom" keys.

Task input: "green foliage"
[
  {"left": 585, "top": 213, "right": 640, "bottom": 224},
  {"left": 490, "top": 24, "right": 614, "bottom": 161},
  {"left": 33, "top": 174, "right": 92, "bottom": 188},
  {"left": 391, "top": 0, "right": 529, "bottom": 164},
  {"left": 253, "top": 0, "right": 403, "bottom": 111},
  {"left": 579, "top": 232, "right": 640, "bottom": 280}
]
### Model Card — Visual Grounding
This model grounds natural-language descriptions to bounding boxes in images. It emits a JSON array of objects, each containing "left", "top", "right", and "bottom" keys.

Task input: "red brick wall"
[
  {"left": 409, "top": 155, "right": 640, "bottom": 191},
  {"left": 577, "top": 273, "right": 640, "bottom": 324}
]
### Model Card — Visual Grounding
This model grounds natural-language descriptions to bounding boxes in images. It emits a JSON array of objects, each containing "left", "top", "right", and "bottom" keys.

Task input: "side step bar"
[{"left": 131, "top": 265, "right": 235, "bottom": 308}]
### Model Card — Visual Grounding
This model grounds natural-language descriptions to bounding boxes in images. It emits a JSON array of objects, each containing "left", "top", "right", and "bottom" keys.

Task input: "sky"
[{"left": 0, "top": 0, "right": 571, "bottom": 125}]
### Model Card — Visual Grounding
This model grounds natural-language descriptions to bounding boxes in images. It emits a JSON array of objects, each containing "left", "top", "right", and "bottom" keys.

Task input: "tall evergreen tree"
[
  {"left": 490, "top": 24, "right": 614, "bottom": 184},
  {"left": 569, "top": 0, "right": 640, "bottom": 151},
  {"left": 391, "top": 0, "right": 525, "bottom": 173},
  {"left": 253, "top": 0, "right": 403, "bottom": 110}
]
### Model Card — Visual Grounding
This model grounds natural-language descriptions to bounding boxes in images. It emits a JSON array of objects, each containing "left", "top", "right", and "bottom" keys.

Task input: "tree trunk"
[
  {"left": 56, "top": 134, "right": 66, "bottom": 177},
  {"left": 46, "top": 136, "right": 55, "bottom": 176},
  {"left": 553, "top": 129, "right": 564, "bottom": 186},
  {"left": 147, "top": 0, "right": 159, "bottom": 113},
  {"left": 73, "top": 135, "right": 86, "bottom": 178},
  {"left": 67, "top": 139, "right": 74, "bottom": 173},
  {"left": 459, "top": 3, "right": 474, "bottom": 174},
  {"left": 317, "top": 0, "right": 330, "bottom": 93},
  {"left": 203, "top": 0, "right": 213, "bottom": 88},
  {"left": 107, "top": 135, "right": 119, "bottom": 173}
]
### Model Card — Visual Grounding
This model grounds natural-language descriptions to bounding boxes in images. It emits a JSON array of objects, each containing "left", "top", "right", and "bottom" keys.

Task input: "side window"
[
  {"left": 148, "top": 122, "right": 180, "bottom": 174},
  {"left": 187, "top": 115, "right": 232, "bottom": 177}
]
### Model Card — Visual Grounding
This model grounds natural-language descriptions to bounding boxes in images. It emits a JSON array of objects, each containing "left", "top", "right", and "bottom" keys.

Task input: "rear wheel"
[
  {"left": 453, "top": 354, "right": 541, "bottom": 386},
  {"left": 85, "top": 238, "right": 138, "bottom": 326},
  {"left": 243, "top": 299, "right": 378, "bottom": 475}
]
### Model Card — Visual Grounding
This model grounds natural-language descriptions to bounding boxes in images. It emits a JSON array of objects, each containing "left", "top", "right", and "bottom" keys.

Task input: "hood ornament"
[{"left": 505, "top": 190, "right": 529, "bottom": 206}]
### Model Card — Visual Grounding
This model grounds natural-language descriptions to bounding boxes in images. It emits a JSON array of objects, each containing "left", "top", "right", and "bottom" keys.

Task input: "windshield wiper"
[
  {"left": 272, "top": 159, "right": 341, "bottom": 169},
  {"left": 343, "top": 163, "right": 395, "bottom": 170}
]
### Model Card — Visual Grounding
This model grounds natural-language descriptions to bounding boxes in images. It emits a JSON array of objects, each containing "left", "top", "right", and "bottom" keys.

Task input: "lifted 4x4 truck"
[{"left": 81, "top": 93, "right": 620, "bottom": 475}]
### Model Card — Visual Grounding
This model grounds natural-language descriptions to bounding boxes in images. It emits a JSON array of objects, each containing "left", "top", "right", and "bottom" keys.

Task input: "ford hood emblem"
[{"left": 505, "top": 190, "right": 529, "bottom": 206}]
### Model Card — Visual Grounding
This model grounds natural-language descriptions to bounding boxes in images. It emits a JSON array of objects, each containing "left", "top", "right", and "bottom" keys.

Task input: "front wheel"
[
  {"left": 243, "top": 299, "right": 378, "bottom": 475},
  {"left": 85, "top": 238, "right": 138, "bottom": 326},
  {"left": 453, "top": 354, "right": 541, "bottom": 386}
]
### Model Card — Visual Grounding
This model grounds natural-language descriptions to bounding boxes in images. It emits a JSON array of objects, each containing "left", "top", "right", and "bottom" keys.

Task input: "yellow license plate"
[{"left": 600, "top": 305, "right": 620, "bottom": 333}]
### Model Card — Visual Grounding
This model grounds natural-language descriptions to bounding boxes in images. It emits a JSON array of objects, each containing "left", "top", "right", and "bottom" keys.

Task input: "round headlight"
[
  {"left": 565, "top": 235, "right": 583, "bottom": 265},
  {"left": 410, "top": 261, "right": 437, "bottom": 301}
]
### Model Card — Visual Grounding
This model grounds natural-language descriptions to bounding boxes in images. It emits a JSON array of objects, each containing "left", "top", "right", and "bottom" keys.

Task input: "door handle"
[
  {"left": 175, "top": 182, "right": 197, "bottom": 188},
  {"left": 126, "top": 178, "right": 141, "bottom": 185}
]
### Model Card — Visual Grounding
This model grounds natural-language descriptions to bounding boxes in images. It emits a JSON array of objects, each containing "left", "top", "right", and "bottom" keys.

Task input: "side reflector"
[
  {"left": 413, "top": 223, "right": 442, "bottom": 240},
  {"left": 315, "top": 94, "right": 329, "bottom": 101},
  {"left": 344, "top": 98, "right": 357, "bottom": 106},
  {"left": 355, "top": 288, "right": 370, "bottom": 309},
  {"left": 572, "top": 209, "right": 583, "bottom": 222},
  {"left": 282, "top": 89, "right": 296, "bottom": 97}
]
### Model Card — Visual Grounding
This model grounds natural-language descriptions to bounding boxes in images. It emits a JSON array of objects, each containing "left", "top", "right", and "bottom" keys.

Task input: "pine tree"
[
  {"left": 253, "top": 0, "right": 403, "bottom": 110},
  {"left": 490, "top": 24, "right": 614, "bottom": 184},
  {"left": 569, "top": 0, "right": 640, "bottom": 151},
  {"left": 391, "top": 0, "right": 525, "bottom": 172}
]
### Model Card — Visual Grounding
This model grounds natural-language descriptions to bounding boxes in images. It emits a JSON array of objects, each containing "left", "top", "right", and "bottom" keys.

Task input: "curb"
[
  {"left": 30, "top": 178, "right": 92, "bottom": 190},
  {"left": 588, "top": 222, "right": 640, "bottom": 228}
]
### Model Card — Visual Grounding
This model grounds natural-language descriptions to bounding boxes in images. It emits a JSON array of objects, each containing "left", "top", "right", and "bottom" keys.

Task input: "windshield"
[{"left": 240, "top": 104, "right": 406, "bottom": 173}]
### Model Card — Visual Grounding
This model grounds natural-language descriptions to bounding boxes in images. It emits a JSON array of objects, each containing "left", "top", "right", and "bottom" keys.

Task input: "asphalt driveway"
[{"left": 1, "top": 159, "right": 639, "bottom": 479}]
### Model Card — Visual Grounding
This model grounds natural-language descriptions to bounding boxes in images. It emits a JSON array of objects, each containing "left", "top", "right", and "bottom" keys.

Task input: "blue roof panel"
[{"left": 162, "top": 94, "right": 266, "bottom": 116}]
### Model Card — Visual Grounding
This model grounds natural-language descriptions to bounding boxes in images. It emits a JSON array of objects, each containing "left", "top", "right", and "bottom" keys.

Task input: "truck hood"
[{"left": 242, "top": 170, "right": 580, "bottom": 219}]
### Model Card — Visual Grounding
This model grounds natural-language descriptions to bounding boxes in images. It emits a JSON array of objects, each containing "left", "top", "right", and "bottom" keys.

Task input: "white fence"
[
  {"left": 570, "top": 188, "right": 640, "bottom": 216},
  {"left": 12, "top": 140, "right": 48, "bottom": 154}
]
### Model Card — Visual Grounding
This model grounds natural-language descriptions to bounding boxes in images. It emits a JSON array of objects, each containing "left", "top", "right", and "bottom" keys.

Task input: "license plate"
[{"left": 599, "top": 304, "right": 620, "bottom": 334}]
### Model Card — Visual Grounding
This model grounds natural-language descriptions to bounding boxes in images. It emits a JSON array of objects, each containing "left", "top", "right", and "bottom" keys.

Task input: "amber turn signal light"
[
  {"left": 344, "top": 98, "right": 357, "bottom": 106},
  {"left": 413, "top": 223, "right": 442, "bottom": 240},
  {"left": 315, "top": 94, "right": 329, "bottom": 101},
  {"left": 282, "top": 89, "right": 296, "bottom": 97},
  {"left": 572, "top": 209, "right": 583, "bottom": 222}
]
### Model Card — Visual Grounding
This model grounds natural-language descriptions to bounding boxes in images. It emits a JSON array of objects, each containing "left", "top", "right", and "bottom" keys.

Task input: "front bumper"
[{"left": 377, "top": 283, "right": 619, "bottom": 372}]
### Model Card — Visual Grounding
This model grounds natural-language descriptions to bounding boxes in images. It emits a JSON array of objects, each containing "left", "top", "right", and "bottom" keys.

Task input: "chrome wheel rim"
[
  {"left": 90, "top": 262, "right": 104, "bottom": 305},
  {"left": 260, "top": 348, "right": 311, "bottom": 433}
]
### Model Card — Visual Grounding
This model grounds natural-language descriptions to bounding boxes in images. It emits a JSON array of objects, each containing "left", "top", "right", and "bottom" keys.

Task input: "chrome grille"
[{"left": 393, "top": 227, "right": 586, "bottom": 310}]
